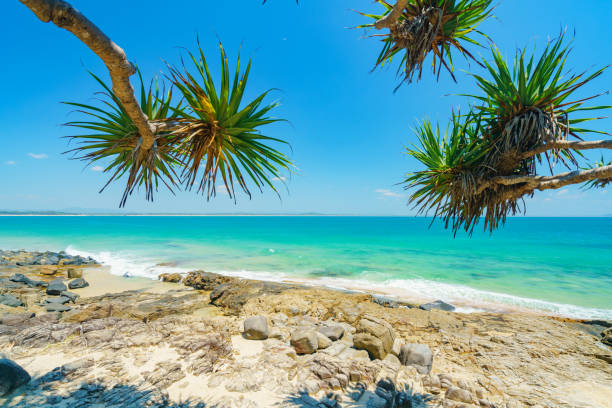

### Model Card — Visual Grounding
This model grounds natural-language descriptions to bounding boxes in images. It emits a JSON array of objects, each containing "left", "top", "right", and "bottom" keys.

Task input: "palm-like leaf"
[
  {"left": 167, "top": 42, "right": 292, "bottom": 200},
  {"left": 405, "top": 34, "right": 611, "bottom": 233},
  {"left": 358, "top": 0, "right": 494, "bottom": 86},
  {"left": 64, "top": 71, "right": 181, "bottom": 206},
  {"left": 64, "top": 42, "right": 292, "bottom": 206}
]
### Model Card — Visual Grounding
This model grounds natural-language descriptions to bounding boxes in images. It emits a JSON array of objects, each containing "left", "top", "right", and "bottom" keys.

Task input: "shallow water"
[{"left": 0, "top": 216, "right": 610, "bottom": 319}]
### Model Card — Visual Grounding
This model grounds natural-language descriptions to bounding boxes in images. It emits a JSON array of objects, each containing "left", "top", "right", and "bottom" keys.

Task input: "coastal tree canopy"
[{"left": 18, "top": 0, "right": 612, "bottom": 233}]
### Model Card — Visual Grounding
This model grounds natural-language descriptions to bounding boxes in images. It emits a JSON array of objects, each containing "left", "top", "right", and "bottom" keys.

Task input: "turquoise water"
[{"left": 0, "top": 216, "right": 610, "bottom": 319}]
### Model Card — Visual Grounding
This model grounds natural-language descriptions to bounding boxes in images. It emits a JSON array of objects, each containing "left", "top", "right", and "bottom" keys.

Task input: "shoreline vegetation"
[{"left": 0, "top": 250, "right": 610, "bottom": 407}]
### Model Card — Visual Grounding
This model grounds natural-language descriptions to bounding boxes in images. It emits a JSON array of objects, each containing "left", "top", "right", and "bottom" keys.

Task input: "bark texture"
[
  {"left": 521, "top": 139, "right": 612, "bottom": 160},
  {"left": 375, "top": 0, "right": 408, "bottom": 29},
  {"left": 19, "top": 0, "right": 156, "bottom": 150}
]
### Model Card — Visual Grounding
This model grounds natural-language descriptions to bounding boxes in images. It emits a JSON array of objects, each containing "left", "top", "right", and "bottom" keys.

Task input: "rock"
[
  {"left": 316, "top": 332, "right": 332, "bottom": 349},
  {"left": 60, "top": 291, "right": 79, "bottom": 303},
  {"left": 9, "top": 273, "right": 46, "bottom": 287},
  {"left": 354, "top": 315, "right": 396, "bottom": 360},
  {"left": 66, "top": 268, "right": 83, "bottom": 279},
  {"left": 0, "top": 294, "right": 24, "bottom": 308},
  {"left": 243, "top": 315, "right": 268, "bottom": 340},
  {"left": 391, "top": 338, "right": 404, "bottom": 357},
  {"left": 291, "top": 330, "right": 318, "bottom": 354},
  {"left": 182, "top": 270, "right": 233, "bottom": 290},
  {"left": 399, "top": 343, "right": 433, "bottom": 374},
  {"left": 383, "top": 353, "right": 401, "bottom": 368},
  {"left": 419, "top": 299, "right": 455, "bottom": 312},
  {"left": 318, "top": 324, "right": 344, "bottom": 341},
  {"left": 0, "top": 359, "right": 30, "bottom": 396},
  {"left": 45, "top": 303, "right": 71, "bottom": 312},
  {"left": 45, "top": 296, "right": 71, "bottom": 305},
  {"left": 446, "top": 386, "right": 473, "bottom": 403},
  {"left": 68, "top": 278, "right": 89, "bottom": 289},
  {"left": 46, "top": 279, "right": 67, "bottom": 295},
  {"left": 159, "top": 273, "right": 182, "bottom": 283},
  {"left": 602, "top": 327, "right": 612, "bottom": 346},
  {"left": 0, "top": 313, "right": 34, "bottom": 326}
]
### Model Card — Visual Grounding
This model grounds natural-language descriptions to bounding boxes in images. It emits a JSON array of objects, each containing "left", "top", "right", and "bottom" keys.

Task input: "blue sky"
[{"left": 1, "top": 0, "right": 610, "bottom": 215}]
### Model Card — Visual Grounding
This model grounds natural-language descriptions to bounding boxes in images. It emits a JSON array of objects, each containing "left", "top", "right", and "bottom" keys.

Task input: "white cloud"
[
  {"left": 28, "top": 153, "right": 48, "bottom": 159},
  {"left": 273, "top": 176, "right": 287, "bottom": 182},
  {"left": 4, "top": 160, "right": 15, "bottom": 165},
  {"left": 375, "top": 189, "right": 403, "bottom": 198},
  {"left": 216, "top": 184, "right": 229, "bottom": 194},
  {"left": 91, "top": 166, "right": 104, "bottom": 172},
  {"left": 556, "top": 189, "right": 569, "bottom": 196}
]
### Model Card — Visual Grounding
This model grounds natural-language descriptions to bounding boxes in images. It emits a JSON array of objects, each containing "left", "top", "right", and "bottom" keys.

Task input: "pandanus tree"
[
  {"left": 19, "top": 0, "right": 291, "bottom": 206},
  {"left": 405, "top": 35, "right": 612, "bottom": 233}
]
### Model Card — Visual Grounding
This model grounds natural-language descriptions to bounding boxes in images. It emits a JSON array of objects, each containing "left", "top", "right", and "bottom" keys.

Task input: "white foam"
[
  {"left": 65, "top": 246, "right": 188, "bottom": 279},
  {"left": 64, "top": 246, "right": 612, "bottom": 320}
]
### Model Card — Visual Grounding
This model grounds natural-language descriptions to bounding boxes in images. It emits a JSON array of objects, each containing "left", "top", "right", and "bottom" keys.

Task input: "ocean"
[{"left": 0, "top": 216, "right": 610, "bottom": 319}]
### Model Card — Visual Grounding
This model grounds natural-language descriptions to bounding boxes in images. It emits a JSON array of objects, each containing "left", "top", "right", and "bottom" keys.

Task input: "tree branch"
[
  {"left": 480, "top": 164, "right": 612, "bottom": 195},
  {"left": 520, "top": 139, "right": 612, "bottom": 160},
  {"left": 19, "top": 0, "right": 156, "bottom": 150},
  {"left": 374, "top": 0, "right": 408, "bottom": 29}
]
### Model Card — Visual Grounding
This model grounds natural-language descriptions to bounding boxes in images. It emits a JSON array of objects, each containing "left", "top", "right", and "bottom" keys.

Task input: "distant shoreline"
[{"left": 0, "top": 214, "right": 610, "bottom": 217}]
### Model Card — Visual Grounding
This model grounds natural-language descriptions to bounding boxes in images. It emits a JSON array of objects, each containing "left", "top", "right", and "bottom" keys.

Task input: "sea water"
[{"left": 0, "top": 216, "right": 610, "bottom": 319}]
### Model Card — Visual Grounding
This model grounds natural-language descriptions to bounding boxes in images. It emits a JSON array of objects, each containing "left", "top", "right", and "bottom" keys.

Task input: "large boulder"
[
  {"left": 419, "top": 299, "right": 455, "bottom": 312},
  {"left": 353, "top": 315, "right": 396, "bottom": 360},
  {"left": 243, "top": 315, "right": 268, "bottom": 340},
  {"left": 399, "top": 343, "right": 433, "bottom": 374},
  {"left": 46, "top": 279, "right": 67, "bottom": 296},
  {"left": 68, "top": 278, "right": 89, "bottom": 290},
  {"left": 66, "top": 268, "right": 83, "bottom": 279},
  {"left": 290, "top": 330, "right": 318, "bottom": 354},
  {"left": 0, "top": 359, "right": 31, "bottom": 396}
]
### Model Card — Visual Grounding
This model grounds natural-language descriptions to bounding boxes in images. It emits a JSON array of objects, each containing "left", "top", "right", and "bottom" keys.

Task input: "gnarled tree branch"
[
  {"left": 374, "top": 0, "right": 408, "bottom": 29},
  {"left": 477, "top": 164, "right": 612, "bottom": 196},
  {"left": 19, "top": 0, "right": 156, "bottom": 150},
  {"left": 520, "top": 139, "right": 612, "bottom": 160}
]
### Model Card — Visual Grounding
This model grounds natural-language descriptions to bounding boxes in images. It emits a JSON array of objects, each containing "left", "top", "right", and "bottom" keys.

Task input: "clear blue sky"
[{"left": 1, "top": 0, "right": 610, "bottom": 215}]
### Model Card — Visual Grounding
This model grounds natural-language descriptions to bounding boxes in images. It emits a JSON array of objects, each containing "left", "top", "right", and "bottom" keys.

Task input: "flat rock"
[
  {"left": 61, "top": 291, "right": 80, "bottom": 303},
  {"left": 68, "top": 278, "right": 89, "bottom": 289},
  {"left": 9, "top": 273, "right": 46, "bottom": 288},
  {"left": 45, "top": 296, "right": 71, "bottom": 305},
  {"left": 419, "top": 299, "right": 455, "bottom": 312},
  {"left": 0, "top": 294, "right": 24, "bottom": 308},
  {"left": 318, "top": 324, "right": 344, "bottom": 341},
  {"left": 446, "top": 386, "right": 473, "bottom": 403},
  {"left": 243, "top": 315, "right": 268, "bottom": 340},
  {"left": 0, "top": 358, "right": 30, "bottom": 396},
  {"left": 46, "top": 278, "right": 67, "bottom": 295},
  {"left": 291, "top": 329, "right": 318, "bottom": 354},
  {"left": 45, "top": 303, "right": 72, "bottom": 312}
]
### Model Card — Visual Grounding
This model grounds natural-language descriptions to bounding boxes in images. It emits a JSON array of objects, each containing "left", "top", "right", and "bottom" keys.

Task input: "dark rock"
[
  {"left": 68, "top": 278, "right": 89, "bottom": 289},
  {"left": 45, "top": 303, "right": 72, "bottom": 312},
  {"left": 0, "top": 294, "right": 24, "bottom": 308},
  {"left": 45, "top": 296, "right": 71, "bottom": 305},
  {"left": 602, "top": 327, "right": 612, "bottom": 347},
  {"left": 399, "top": 343, "right": 433, "bottom": 374},
  {"left": 46, "top": 279, "right": 67, "bottom": 295},
  {"left": 0, "top": 359, "right": 31, "bottom": 396},
  {"left": 61, "top": 291, "right": 80, "bottom": 303},
  {"left": 243, "top": 315, "right": 268, "bottom": 340},
  {"left": 419, "top": 299, "right": 455, "bottom": 312},
  {"left": 318, "top": 324, "right": 344, "bottom": 341}
]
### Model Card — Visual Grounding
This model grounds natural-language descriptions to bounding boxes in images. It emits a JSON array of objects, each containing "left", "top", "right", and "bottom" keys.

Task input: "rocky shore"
[{"left": 0, "top": 250, "right": 610, "bottom": 407}]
